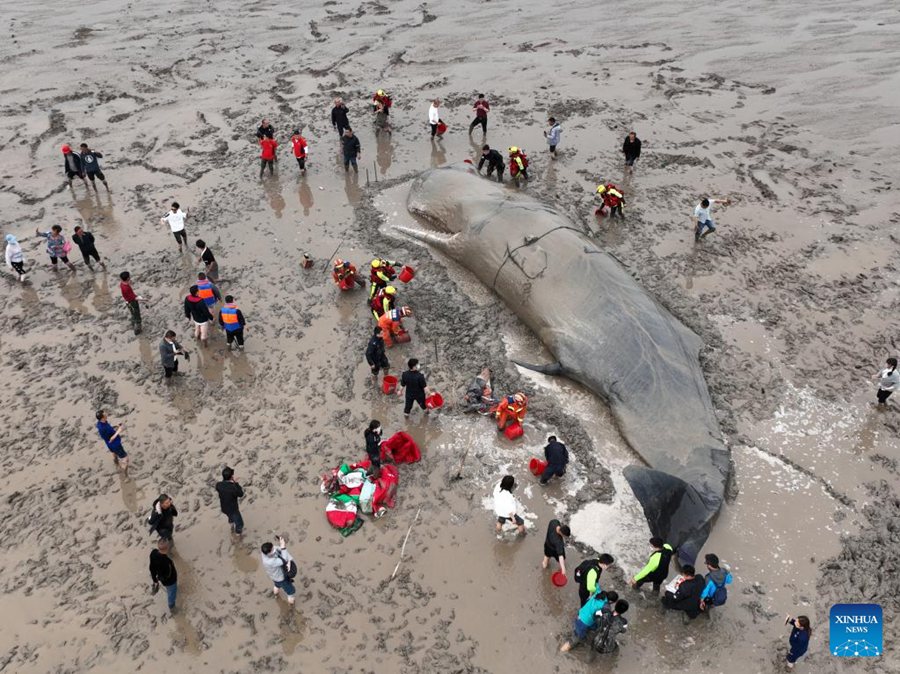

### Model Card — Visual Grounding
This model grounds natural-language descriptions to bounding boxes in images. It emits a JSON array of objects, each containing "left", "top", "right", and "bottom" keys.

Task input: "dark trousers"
[
  {"left": 877, "top": 389, "right": 893, "bottom": 404},
  {"left": 369, "top": 354, "right": 389, "bottom": 375},
  {"left": 10, "top": 260, "right": 25, "bottom": 275},
  {"left": 260, "top": 159, "right": 274, "bottom": 176},
  {"left": 81, "top": 246, "right": 101, "bottom": 265},
  {"left": 635, "top": 577, "right": 662, "bottom": 594},
  {"left": 227, "top": 509, "right": 244, "bottom": 534},
  {"left": 173, "top": 229, "right": 187, "bottom": 246},
  {"left": 155, "top": 527, "right": 173, "bottom": 541},
  {"left": 430, "top": 123, "right": 438, "bottom": 138},
  {"left": 127, "top": 300, "right": 142, "bottom": 333},
  {"left": 404, "top": 392, "right": 426, "bottom": 414},
  {"left": 343, "top": 154, "right": 358, "bottom": 170},
  {"left": 609, "top": 205, "right": 623, "bottom": 218},
  {"left": 296, "top": 156, "right": 306, "bottom": 170},
  {"left": 540, "top": 463, "right": 566, "bottom": 484},
  {"left": 486, "top": 164, "right": 504, "bottom": 182},
  {"left": 469, "top": 116, "right": 487, "bottom": 134},
  {"left": 225, "top": 328, "right": 245, "bottom": 346},
  {"left": 164, "top": 361, "right": 179, "bottom": 378}
]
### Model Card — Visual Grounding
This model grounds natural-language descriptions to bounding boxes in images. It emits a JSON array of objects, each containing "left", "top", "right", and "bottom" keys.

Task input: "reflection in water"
[
  {"left": 231, "top": 540, "right": 260, "bottom": 574},
  {"left": 376, "top": 133, "right": 393, "bottom": 177},
  {"left": 344, "top": 171, "right": 362, "bottom": 206},
  {"left": 265, "top": 179, "right": 286, "bottom": 218},
  {"left": 278, "top": 601, "right": 305, "bottom": 655},
  {"left": 170, "top": 611, "right": 203, "bottom": 655},
  {"left": 118, "top": 473, "right": 143, "bottom": 512},
  {"left": 430, "top": 138, "right": 446, "bottom": 168},
  {"left": 297, "top": 177, "right": 314, "bottom": 216}
]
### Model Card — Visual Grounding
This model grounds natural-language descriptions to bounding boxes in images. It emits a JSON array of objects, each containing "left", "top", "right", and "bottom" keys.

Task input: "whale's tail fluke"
[
  {"left": 511, "top": 360, "right": 565, "bottom": 376},
  {"left": 623, "top": 465, "right": 720, "bottom": 567}
]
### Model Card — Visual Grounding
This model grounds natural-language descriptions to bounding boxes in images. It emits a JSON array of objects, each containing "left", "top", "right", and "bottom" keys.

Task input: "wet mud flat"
[{"left": 1, "top": 0, "right": 899, "bottom": 672}]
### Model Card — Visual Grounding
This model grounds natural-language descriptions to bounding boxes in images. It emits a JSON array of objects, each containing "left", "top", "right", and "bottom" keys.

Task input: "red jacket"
[
  {"left": 260, "top": 138, "right": 278, "bottom": 161},
  {"left": 120, "top": 282, "right": 137, "bottom": 303},
  {"left": 290, "top": 135, "right": 307, "bottom": 158}
]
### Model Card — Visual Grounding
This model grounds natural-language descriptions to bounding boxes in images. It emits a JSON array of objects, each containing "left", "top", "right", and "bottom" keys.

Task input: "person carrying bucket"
[
  {"left": 378, "top": 306, "right": 411, "bottom": 347},
  {"left": 369, "top": 257, "right": 400, "bottom": 298},
  {"left": 333, "top": 258, "right": 365, "bottom": 290},
  {"left": 540, "top": 435, "right": 569, "bottom": 485},
  {"left": 496, "top": 392, "right": 528, "bottom": 433}
]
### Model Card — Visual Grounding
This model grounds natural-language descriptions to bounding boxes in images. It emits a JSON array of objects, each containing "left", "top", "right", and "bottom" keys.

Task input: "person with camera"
[
  {"left": 260, "top": 536, "right": 296, "bottom": 606},
  {"left": 147, "top": 494, "right": 178, "bottom": 541},
  {"left": 148, "top": 538, "right": 178, "bottom": 613},
  {"left": 215, "top": 466, "right": 245, "bottom": 535},
  {"left": 159, "top": 330, "right": 189, "bottom": 379}
]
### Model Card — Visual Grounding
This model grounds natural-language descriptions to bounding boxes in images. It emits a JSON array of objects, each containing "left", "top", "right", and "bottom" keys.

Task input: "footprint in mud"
[
  {"left": 169, "top": 612, "right": 204, "bottom": 654},
  {"left": 118, "top": 474, "right": 145, "bottom": 513},
  {"left": 231, "top": 540, "right": 260, "bottom": 574},
  {"left": 279, "top": 605, "right": 307, "bottom": 655}
]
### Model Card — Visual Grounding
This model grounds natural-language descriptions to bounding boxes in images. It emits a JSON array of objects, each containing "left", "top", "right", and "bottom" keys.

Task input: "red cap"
[{"left": 61, "top": 144, "right": 71, "bottom": 154}]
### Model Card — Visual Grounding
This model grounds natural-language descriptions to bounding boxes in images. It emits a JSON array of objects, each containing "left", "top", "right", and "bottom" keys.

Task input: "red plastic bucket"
[
  {"left": 551, "top": 571, "right": 567, "bottom": 587},
  {"left": 504, "top": 422, "right": 523, "bottom": 441},
  {"left": 398, "top": 266, "right": 415, "bottom": 283},
  {"left": 529, "top": 458, "right": 547, "bottom": 476},
  {"left": 425, "top": 393, "right": 444, "bottom": 409},
  {"left": 382, "top": 375, "right": 398, "bottom": 394}
]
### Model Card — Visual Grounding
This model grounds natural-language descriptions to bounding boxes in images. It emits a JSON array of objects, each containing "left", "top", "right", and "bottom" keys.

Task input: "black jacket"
[
  {"left": 63, "top": 153, "right": 84, "bottom": 174},
  {"left": 400, "top": 370, "right": 427, "bottom": 399},
  {"left": 216, "top": 480, "right": 244, "bottom": 515},
  {"left": 668, "top": 576, "right": 704, "bottom": 617},
  {"left": 365, "top": 335, "right": 386, "bottom": 366},
  {"left": 184, "top": 294, "right": 214, "bottom": 323},
  {"left": 331, "top": 104, "right": 349, "bottom": 129},
  {"left": 256, "top": 124, "right": 275, "bottom": 139},
  {"left": 71, "top": 230, "right": 96, "bottom": 252},
  {"left": 341, "top": 134, "right": 360, "bottom": 158},
  {"left": 149, "top": 549, "right": 177, "bottom": 586},
  {"left": 478, "top": 150, "right": 504, "bottom": 171},
  {"left": 80, "top": 150, "right": 103, "bottom": 174},
  {"left": 364, "top": 428, "right": 382, "bottom": 462},
  {"left": 544, "top": 440, "right": 569, "bottom": 468},
  {"left": 148, "top": 500, "right": 178, "bottom": 534},
  {"left": 623, "top": 136, "right": 642, "bottom": 160}
]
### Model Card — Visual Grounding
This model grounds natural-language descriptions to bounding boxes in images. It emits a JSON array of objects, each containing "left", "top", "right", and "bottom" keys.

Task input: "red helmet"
[{"left": 61, "top": 144, "right": 72, "bottom": 154}]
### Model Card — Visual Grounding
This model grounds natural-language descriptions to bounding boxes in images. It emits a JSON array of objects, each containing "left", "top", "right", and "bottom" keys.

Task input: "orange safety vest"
[
  {"left": 220, "top": 303, "right": 241, "bottom": 332},
  {"left": 197, "top": 280, "right": 216, "bottom": 306}
]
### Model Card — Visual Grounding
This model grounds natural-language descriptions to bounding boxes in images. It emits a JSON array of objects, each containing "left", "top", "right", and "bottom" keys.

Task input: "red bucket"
[
  {"left": 529, "top": 458, "right": 547, "bottom": 476},
  {"left": 398, "top": 266, "right": 415, "bottom": 283},
  {"left": 551, "top": 571, "right": 568, "bottom": 587},
  {"left": 382, "top": 375, "right": 398, "bottom": 394},
  {"left": 504, "top": 422, "right": 523, "bottom": 441},
  {"left": 425, "top": 393, "right": 444, "bottom": 409}
]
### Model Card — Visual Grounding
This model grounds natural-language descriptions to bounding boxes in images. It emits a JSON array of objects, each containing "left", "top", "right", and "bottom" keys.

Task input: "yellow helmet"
[
  {"left": 384, "top": 286, "right": 397, "bottom": 295},
  {"left": 371, "top": 258, "right": 382, "bottom": 268},
  {"left": 514, "top": 392, "right": 527, "bottom": 404},
  {"left": 508, "top": 146, "right": 519, "bottom": 154},
  {"left": 596, "top": 184, "right": 607, "bottom": 194},
  {"left": 377, "top": 89, "right": 385, "bottom": 96},
  {"left": 334, "top": 258, "right": 344, "bottom": 267}
]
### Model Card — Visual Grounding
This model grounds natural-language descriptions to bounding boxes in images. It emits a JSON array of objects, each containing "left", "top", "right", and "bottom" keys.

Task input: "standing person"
[
  {"left": 477, "top": 145, "right": 505, "bottom": 182},
  {"left": 341, "top": 128, "right": 361, "bottom": 173},
  {"left": 194, "top": 239, "right": 219, "bottom": 281},
  {"left": 4, "top": 234, "right": 27, "bottom": 282},
  {"left": 218, "top": 295, "right": 246, "bottom": 350},
  {"left": 397, "top": 358, "right": 431, "bottom": 416},
  {"left": 372, "top": 89, "right": 392, "bottom": 115},
  {"left": 596, "top": 183, "right": 626, "bottom": 218},
  {"left": 159, "top": 330, "right": 188, "bottom": 379},
  {"left": 184, "top": 285, "right": 215, "bottom": 346},
  {"left": 196, "top": 272, "right": 222, "bottom": 309},
  {"left": 365, "top": 326, "right": 389, "bottom": 376},
  {"left": 629, "top": 537, "right": 674, "bottom": 594},
  {"left": 364, "top": 420, "right": 383, "bottom": 472},
  {"left": 508, "top": 147, "right": 529, "bottom": 181},
  {"left": 622, "top": 131, "right": 642, "bottom": 168},
  {"left": 95, "top": 410, "right": 129, "bottom": 475},
  {"left": 875, "top": 357, "right": 899, "bottom": 406},
  {"left": 369, "top": 257, "right": 400, "bottom": 299},
  {"left": 541, "top": 518, "right": 570, "bottom": 578},
  {"left": 256, "top": 118, "right": 275, "bottom": 140},
  {"left": 290, "top": 129, "right": 309, "bottom": 173},
  {"left": 72, "top": 225, "right": 105, "bottom": 270},
  {"left": 699, "top": 553, "right": 732, "bottom": 611},
  {"left": 260, "top": 536, "right": 297, "bottom": 606},
  {"left": 147, "top": 494, "right": 178, "bottom": 541},
  {"left": 149, "top": 539, "right": 178, "bottom": 613},
  {"left": 661, "top": 564, "right": 705, "bottom": 620},
  {"left": 544, "top": 117, "right": 562, "bottom": 159},
  {"left": 469, "top": 93, "right": 490, "bottom": 135},
  {"left": 79, "top": 143, "right": 110, "bottom": 191},
  {"left": 259, "top": 134, "right": 278, "bottom": 178},
  {"left": 784, "top": 614, "right": 811, "bottom": 670},
  {"left": 574, "top": 553, "right": 615, "bottom": 607},
  {"left": 36, "top": 225, "right": 76, "bottom": 271},
  {"left": 428, "top": 98, "right": 442, "bottom": 139},
  {"left": 331, "top": 98, "right": 350, "bottom": 136},
  {"left": 216, "top": 466, "right": 245, "bottom": 535},
  {"left": 119, "top": 271, "right": 144, "bottom": 335},
  {"left": 61, "top": 144, "right": 88, "bottom": 188},
  {"left": 693, "top": 196, "right": 731, "bottom": 242},
  {"left": 160, "top": 202, "right": 188, "bottom": 251},
  {"left": 493, "top": 475, "right": 526, "bottom": 535},
  {"left": 373, "top": 101, "right": 392, "bottom": 135},
  {"left": 539, "top": 435, "right": 569, "bottom": 485}
]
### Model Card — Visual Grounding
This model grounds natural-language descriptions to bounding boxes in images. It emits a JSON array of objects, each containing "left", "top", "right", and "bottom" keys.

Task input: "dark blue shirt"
[
  {"left": 789, "top": 624, "right": 810, "bottom": 660},
  {"left": 97, "top": 420, "right": 122, "bottom": 451},
  {"left": 544, "top": 440, "right": 569, "bottom": 468}
]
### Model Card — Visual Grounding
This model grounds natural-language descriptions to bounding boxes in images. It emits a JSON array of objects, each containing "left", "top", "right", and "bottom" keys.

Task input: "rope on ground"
[{"left": 390, "top": 507, "right": 421, "bottom": 581}]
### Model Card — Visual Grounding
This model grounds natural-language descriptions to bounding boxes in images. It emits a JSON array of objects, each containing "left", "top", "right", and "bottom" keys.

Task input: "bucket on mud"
[
  {"left": 394, "top": 331, "right": 411, "bottom": 344},
  {"left": 504, "top": 422, "right": 524, "bottom": 441},
  {"left": 529, "top": 458, "right": 547, "bottom": 476},
  {"left": 425, "top": 392, "right": 444, "bottom": 409},
  {"left": 398, "top": 266, "right": 415, "bottom": 283},
  {"left": 551, "top": 571, "right": 567, "bottom": 587},
  {"left": 382, "top": 375, "right": 398, "bottom": 394}
]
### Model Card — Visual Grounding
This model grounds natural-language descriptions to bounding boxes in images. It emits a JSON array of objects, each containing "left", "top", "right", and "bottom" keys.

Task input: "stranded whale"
[{"left": 399, "top": 163, "right": 730, "bottom": 564}]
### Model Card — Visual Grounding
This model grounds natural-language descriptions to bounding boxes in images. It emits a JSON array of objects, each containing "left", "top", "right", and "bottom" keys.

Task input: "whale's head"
[{"left": 404, "top": 162, "right": 484, "bottom": 240}]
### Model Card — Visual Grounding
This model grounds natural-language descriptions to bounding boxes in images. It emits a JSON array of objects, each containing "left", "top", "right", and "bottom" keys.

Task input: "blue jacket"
[
  {"left": 788, "top": 623, "right": 810, "bottom": 660},
  {"left": 700, "top": 568, "right": 732, "bottom": 600},
  {"left": 97, "top": 420, "right": 122, "bottom": 451},
  {"left": 577, "top": 589, "right": 608, "bottom": 629}
]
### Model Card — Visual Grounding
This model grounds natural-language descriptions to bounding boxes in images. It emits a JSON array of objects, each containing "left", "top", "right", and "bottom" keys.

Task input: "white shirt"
[
  {"left": 261, "top": 547, "right": 295, "bottom": 582},
  {"left": 878, "top": 368, "right": 900, "bottom": 391},
  {"left": 694, "top": 201, "right": 713, "bottom": 222},
  {"left": 493, "top": 484, "right": 518, "bottom": 518},
  {"left": 428, "top": 104, "right": 440, "bottom": 125},
  {"left": 162, "top": 209, "right": 186, "bottom": 233}
]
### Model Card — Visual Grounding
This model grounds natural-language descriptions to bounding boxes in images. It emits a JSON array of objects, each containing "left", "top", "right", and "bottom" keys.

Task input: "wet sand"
[{"left": 1, "top": 0, "right": 898, "bottom": 672}]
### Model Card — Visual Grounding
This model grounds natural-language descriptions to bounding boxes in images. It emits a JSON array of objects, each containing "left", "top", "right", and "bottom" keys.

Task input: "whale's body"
[{"left": 402, "top": 163, "right": 729, "bottom": 563}]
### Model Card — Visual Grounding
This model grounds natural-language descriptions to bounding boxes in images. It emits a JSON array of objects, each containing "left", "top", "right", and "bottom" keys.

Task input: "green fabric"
[{"left": 339, "top": 518, "right": 364, "bottom": 537}]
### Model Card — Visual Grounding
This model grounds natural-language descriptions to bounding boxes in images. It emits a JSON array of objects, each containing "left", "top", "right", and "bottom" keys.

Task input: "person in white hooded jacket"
[
  {"left": 493, "top": 475, "right": 526, "bottom": 535},
  {"left": 5, "top": 234, "right": 26, "bottom": 281}
]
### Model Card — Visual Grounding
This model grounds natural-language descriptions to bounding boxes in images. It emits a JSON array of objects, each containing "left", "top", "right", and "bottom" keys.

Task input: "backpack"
[
  {"left": 711, "top": 582, "right": 727, "bottom": 606},
  {"left": 573, "top": 558, "right": 600, "bottom": 587},
  {"left": 276, "top": 550, "right": 298, "bottom": 581}
]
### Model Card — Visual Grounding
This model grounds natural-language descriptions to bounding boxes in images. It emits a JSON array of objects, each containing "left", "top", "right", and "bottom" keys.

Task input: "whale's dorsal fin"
[{"left": 512, "top": 360, "right": 565, "bottom": 376}]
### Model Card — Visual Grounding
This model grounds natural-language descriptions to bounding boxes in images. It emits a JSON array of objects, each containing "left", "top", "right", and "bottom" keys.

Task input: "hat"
[
  {"left": 377, "top": 89, "right": 385, "bottom": 96},
  {"left": 371, "top": 259, "right": 382, "bottom": 268},
  {"left": 334, "top": 258, "right": 344, "bottom": 267},
  {"left": 514, "top": 392, "right": 527, "bottom": 404},
  {"left": 384, "top": 286, "right": 396, "bottom": 295},
  {"left": 596, "top": 184, "right": 607, "bottom": 194},
  {"left": 61, "top": 144, "right": 71, "bottom": 154},
  {"left": 508, "top": 146, "right": 518, "bottom": 153},
  {"left": 5, "top": 234, "right": 17, "bottom": 244},
  {"left": 292, "top": 128, "right": 300, "bottom": 135}
]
